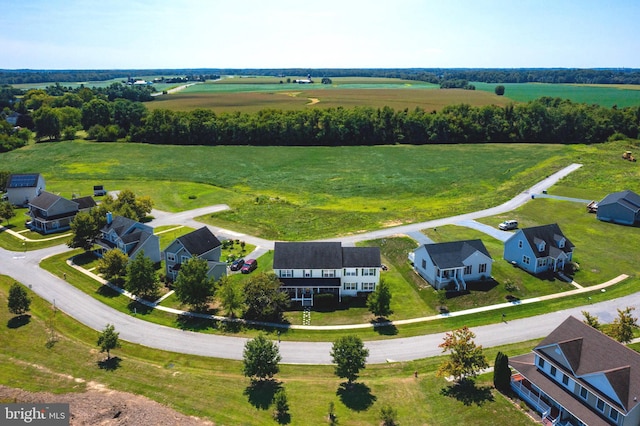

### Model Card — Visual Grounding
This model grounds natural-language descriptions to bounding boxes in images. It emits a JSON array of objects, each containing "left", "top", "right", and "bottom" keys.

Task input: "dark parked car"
[
  {"left": 230, "top": 258, "right": 245, "bottom": 271},
  {"left": 241, "top": 258, "right": 258, "bottom": 274}
]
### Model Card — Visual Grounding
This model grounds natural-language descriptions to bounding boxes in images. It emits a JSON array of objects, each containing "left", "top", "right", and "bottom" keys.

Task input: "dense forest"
[
  {"left": 2, "top": 79, "right": 640, "bottom": 151},
  {"left": 3, "top": 68, "right": 640, "bottom": 85}
]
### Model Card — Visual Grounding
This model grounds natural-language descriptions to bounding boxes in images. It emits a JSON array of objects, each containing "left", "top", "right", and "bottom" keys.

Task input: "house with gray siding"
[
  {"left": 94, "top": 213, "right": 160, "bottom": 263},
  {"left": 273, "top": 242, "right": 381, "bottom": 306},
  {"left": 510, "top": 316, "right": 640, "bottom": 426},
  {"left": 596, "top": 190, "right": 640, "bottom": 225},
  {"left": 503, "top": 224, "right": 574, "bottom": 275},
  {"left": 413, "top": 239, "right": 493, "bottom": 291},
  {"left": 164, "top": 226, "right": 227, "bottom": 282},
  {"left": 27, "top": 191, "right": 96, "bottom": 234}
]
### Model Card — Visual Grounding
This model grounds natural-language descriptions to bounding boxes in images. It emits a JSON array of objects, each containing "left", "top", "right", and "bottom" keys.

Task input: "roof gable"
[
  {"left": 535, "top": 316, "right": 640, "bottom": 412},
  {"left": 599, "top": 190, "right": 640, "bottom": 211},
  {"left": 519, "top": 224, "right": 574, "bottom": 258},
  {"left": 28, "top": 191, "right": 64, "bottom": 210},
  {"left": 177, "top": 227, "right": 221, "bottom": 256},
  {"left": 423, "top": 239, "right": 491, "bottom": 269}
]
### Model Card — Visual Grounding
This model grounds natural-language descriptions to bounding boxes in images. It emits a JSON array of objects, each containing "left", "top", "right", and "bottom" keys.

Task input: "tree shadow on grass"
[
  {"left": 176, "top": 314, "right": 217, "bottom": 332},
  {"left": 97, "top": 356, "right": 122, "bottom": 371},
  {"left": 336, "top": 382, "right": 376, "bottom": 412},
  {"left": 7, "top": 314, "right": 31, "bottom": 329},
  {"left": 128, "top": 300, "right": 154, "bottom": 315},
  {"left": 97, "top": 284, "right": 121, "bottom": 298},
  {"left": 371, "top": 318, "right": 398, "bottom": 336},
  {"left": 440, "top": 378, "right": 494, "bottom": 406},
  {"left": 275, "top": 411, "right": 291, "bottom": 425},
  {"left": 243, "top": 379, "right": 281, "bottom": 410}
]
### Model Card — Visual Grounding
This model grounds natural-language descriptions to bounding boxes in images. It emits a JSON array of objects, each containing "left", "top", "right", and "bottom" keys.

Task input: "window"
[
  {"left": 579, "top": 386, "right": 588, "bottom": 400},
  {"left": 562, "top": 374, "right": 569, "bottom": 386},
  {"left": 609, "top": 409, "right": 618, "bottom": 422},
  {"left": 518, "top": 240, "right": 523, "bottom": 249},
  {"left": 322, "top": 270, "right": 336, "bottom": 278},
  {"left": 362, "top": 268, "right": 376, "bottom": 276},
  {"left": 522, "top": 255, "right": 530, "bottom": 265},
  {"left": 280, "top": 270, "right": 293, "bottom": 278},
  {"left": 479, "top": 263, "right": 487, "bottom": 273},
  {"left": 166, "top": 253, "right": 176, "bottom": 262},
  {"left": 343, "top": 282, "right": 357, "bottom": 291},
  {"left": 550, "top": 366, "right": 556, "bottom": 377},
  {"left": 537, "top": 241, "right": 546, "bottom": 252},
  {"left": 304, "top": 270, "right": 311, "bottom": 278},
  {"left": 361, "top": 282, "right": 376, "bottom": 291},
  {"left": 538, "top": 258, "right": 548, "bottom": 267},
  {"left": 181, "top": 255, "right": 190, "bottom": 263},
  {"left": 537, "top": 357, "right": 545, "bottom": 368},
  {"left": 596, "top": 399, "right": 605, "bottom": 412},
  {"left": 421, "top": 259, "right": 427, "bottom": 269},
  {"left": 344, "top": 269, "right": 357, "bottom": 277},
  {"left": 464, "top": 265, "right": 472, "bottom": 275}
]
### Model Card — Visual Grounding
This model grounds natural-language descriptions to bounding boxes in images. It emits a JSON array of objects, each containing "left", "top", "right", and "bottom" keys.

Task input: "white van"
[{"left": 499, "top": 220, "right": 518, "bottom": 230}]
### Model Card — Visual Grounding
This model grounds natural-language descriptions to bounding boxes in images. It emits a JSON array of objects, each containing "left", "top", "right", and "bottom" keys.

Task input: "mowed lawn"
[{"left": 1, "top": 140, "right": 573, "bottom": 240}]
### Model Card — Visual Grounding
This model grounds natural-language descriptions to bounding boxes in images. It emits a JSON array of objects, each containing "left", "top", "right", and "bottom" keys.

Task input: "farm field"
[{"left": 474, "top": 82, "right": 640, "bottom": 108}]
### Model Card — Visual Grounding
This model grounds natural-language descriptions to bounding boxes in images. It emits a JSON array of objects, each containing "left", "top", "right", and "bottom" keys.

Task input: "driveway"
[{"left": 4, "top": 162, "right": 627, "bottom": 365}]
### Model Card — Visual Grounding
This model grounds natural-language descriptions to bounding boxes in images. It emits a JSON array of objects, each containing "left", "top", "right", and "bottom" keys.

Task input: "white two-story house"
[
  {"left": 272, "top": 242, "right": 381, "bottom": 306},
  {"left": 510, "top": 316, "right": 640, "bottom": 426}
]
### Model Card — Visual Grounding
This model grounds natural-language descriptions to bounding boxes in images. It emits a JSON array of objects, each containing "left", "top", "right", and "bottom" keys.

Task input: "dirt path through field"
[{"left": 306, "top": 97, "right": 320, "bottom": 105}]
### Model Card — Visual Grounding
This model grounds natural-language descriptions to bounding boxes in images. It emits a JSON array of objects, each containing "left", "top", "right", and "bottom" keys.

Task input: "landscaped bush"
[{"left": 314, "top": 293, "right": 337, "bottom": 310}]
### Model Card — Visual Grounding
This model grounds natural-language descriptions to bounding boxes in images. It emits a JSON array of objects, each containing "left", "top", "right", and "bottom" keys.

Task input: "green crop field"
[{"left": 474, "top": 82, "right": 640, "bottom": 108}]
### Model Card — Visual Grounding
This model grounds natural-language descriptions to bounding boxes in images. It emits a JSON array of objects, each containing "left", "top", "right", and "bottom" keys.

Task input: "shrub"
[
  {"left": 380, "top": 404, "right": 398, "bottom": 426},
  {"left": 314, "top": 293, "right": 336, "bottom": 309}
]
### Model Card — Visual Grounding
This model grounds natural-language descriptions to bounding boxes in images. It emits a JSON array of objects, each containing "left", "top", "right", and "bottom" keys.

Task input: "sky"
[{"left": 1, "top": 0, "right": 640, "bottom": 70}]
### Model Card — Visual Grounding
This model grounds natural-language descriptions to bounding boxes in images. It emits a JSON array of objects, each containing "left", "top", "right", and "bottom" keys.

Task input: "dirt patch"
[
  {"left": 0, "top": 385, "right": 214, "bottom": 426},
  {"left": 306, "top": 97, "right": 320, "bottom": 105}
]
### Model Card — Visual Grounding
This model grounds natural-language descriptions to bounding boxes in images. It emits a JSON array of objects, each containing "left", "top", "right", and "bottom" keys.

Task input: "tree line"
[{"left": 4, "top": 68, "right": 640, "bottom": 85}]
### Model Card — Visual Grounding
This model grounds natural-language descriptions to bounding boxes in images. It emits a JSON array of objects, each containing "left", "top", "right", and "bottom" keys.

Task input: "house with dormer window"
[
  {"left": 413, "top": 239, "right": 493, "bottom": 291},
  {"left": 164, "top": 226, "right": 227, "bottom": 282},
  {"left": 503, "top": 224, "right": 574, "bottom": 275},
  {"left": 510, "top": 316, "right": 640, "bottom": 426},
  {"left": 94, "top": 213, "right": 160, "bottom": 263},
  {"left": 273, "top": 242, "right": 381, "bottom": 306}
]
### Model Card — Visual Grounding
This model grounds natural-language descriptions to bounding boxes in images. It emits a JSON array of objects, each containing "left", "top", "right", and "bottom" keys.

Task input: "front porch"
[
  {"left": 511, "top": 374, "right": 579, "bottom": 426},
  {"left": 434, "top": 267, "right": 467, "bottom": 291}
]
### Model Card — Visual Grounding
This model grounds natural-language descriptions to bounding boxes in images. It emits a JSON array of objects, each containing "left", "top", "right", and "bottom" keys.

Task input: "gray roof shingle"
[
  {"left": 422, "top": 239, "right": 491, "bottom": 269},
  {"left": 520, "top": 223, "right": 574, "bottom": 259},
  {"left": 177, "top": 227, "right": 221, "bottom": 256},
  {"left": 273, "top": 242, "right": 380, "bottom": 270}
]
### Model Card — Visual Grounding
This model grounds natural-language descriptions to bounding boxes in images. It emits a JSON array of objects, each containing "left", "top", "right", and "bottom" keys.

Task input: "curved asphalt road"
[{"left": 3, "top": 162, "right": 636, "bottom": 364}]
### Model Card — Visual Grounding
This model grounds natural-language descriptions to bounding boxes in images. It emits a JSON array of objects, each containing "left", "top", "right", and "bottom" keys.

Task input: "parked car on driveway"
[
  {"left": 241, "top": 258, "right": 258, "bottom": 274},
  {"left": 230, "top": 258, "right": 245, "bottom": 271},
  {"left": 499, "top": 220, "right": 518, "bottom": 230}
]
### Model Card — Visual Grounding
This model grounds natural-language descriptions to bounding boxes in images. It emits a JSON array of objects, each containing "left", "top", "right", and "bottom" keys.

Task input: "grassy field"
[
  {"left": 0, "top": 276, "right": 540, "bottom": 425},
  {"left": 474, "top": 82, "right": 640, "bottom": 108}
]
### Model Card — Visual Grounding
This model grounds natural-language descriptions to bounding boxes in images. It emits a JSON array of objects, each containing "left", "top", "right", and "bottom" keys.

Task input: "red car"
[{"left": 241, "top": 258, "right": 258, "bottom": 274}]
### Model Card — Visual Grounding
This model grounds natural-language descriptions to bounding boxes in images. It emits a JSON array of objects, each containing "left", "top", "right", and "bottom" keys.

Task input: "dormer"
[
  {"left": 534, "top": 237, "right": 546, "bottom": 252},
  {"left": 554, "top": 234, "right": 566, "bottom": 248}
]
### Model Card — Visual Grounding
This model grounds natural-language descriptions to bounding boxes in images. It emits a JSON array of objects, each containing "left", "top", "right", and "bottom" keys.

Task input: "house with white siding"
[
  {"left": 413, "top": 239, "right": 493, "bottom": 291},
  {"left": 5, "top": 173, "right": 45, "bottom": 206},
  {"left": 272, "top": 242, "right": 381, "bottom": 306}
]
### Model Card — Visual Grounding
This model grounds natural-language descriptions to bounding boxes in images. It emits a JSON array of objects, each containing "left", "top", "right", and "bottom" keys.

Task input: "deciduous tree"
[
  {"left": 609, "top": 307, "right": 639, "bottom": 343},
  {"left": 8, "top": 282, "right": 31, "bottom": 315},
  {"left": 0, "top": 200, "right": 15, "bottom": 225},
  {"left": 330, "top": 335, "right": 369, "bottom": 385},
  {"left": 97, "top": 249, "right": 129, "bottom": 285},
  {"left": 242, "top": 334, "right": 281, "bottom": 381},
  {"left": 495, "top": 85, "right": 506, "bottom": 96},
  {"left": 174, "top": 257, "right": 215, "bottom": 311},
  {"left": 243, "top": 272, "right": 290, "bottom": 322},
  {"left": 68, "top": 211, "right": 100, "bottom": 251},
  {"left": 436, "top": 326, "right": 488, "bottom": 383},
  {"left": 217, "top": 276, "right": 244, "bottom": 317},
  {"left": 125, "top": 251, "right": 159, "bottom": 299},
  {"left": 97, "top": 323, "right": 120, "bottom": 360},
  {"left": 366, "top": 278, "right": 393, "bottom": 318},
  {"left": 581, "top": 310, "right": 601, "bottom": 330}
]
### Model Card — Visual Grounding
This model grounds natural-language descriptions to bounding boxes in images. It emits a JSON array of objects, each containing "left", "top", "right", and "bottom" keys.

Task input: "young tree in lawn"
[
  {"left": 272, "top": 388, "right": 289, "bottom": 422},
  {"left": 97, "top": 323, "right": 120, "bottom": 360},
  {"left": 330, "top": 335, "right": 369, "bottom": 385},
  {"left": 609, "top": 307, "right": 639, "bottom": 344},
  {"left": 493, "top": 351, "right": 511, "bottom": 393},
  {"left": 366, "top": 278, "right": 393, "bottom": 318},
  {"left": 125, "top": 251, "right": 159, "bottom": 299},
  {"left": 242, "top": 334, "right": 281, "bottom": 381},
  {"left": 379, "top": 404, "right": 398, "bottom": 426},
  {"left": 217, "top": 276, "right": 244, "bottom": 317},
  {"left": 0, "top": 200, "right": 15, "bottom": 226},
  {"left": 96, "top": 249, "right": 129, "bottom": 285},
  {"left": 243, "top": 272, "right": 290, "bottom": 322},
  {"left": 67, "top": 211, "right": 101, "bottom": 251},
  {"left": 581, "top": 310, "right": 601, "bottom": 330},
  {"left": 174, "top": 257, "right": 215, "bottom": 311},
  {"left": 8, "top": 282, "right": 31, "bottom": 315},
  {"left": 436, "top": 326, "right": 489, "bottom": 383}
]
